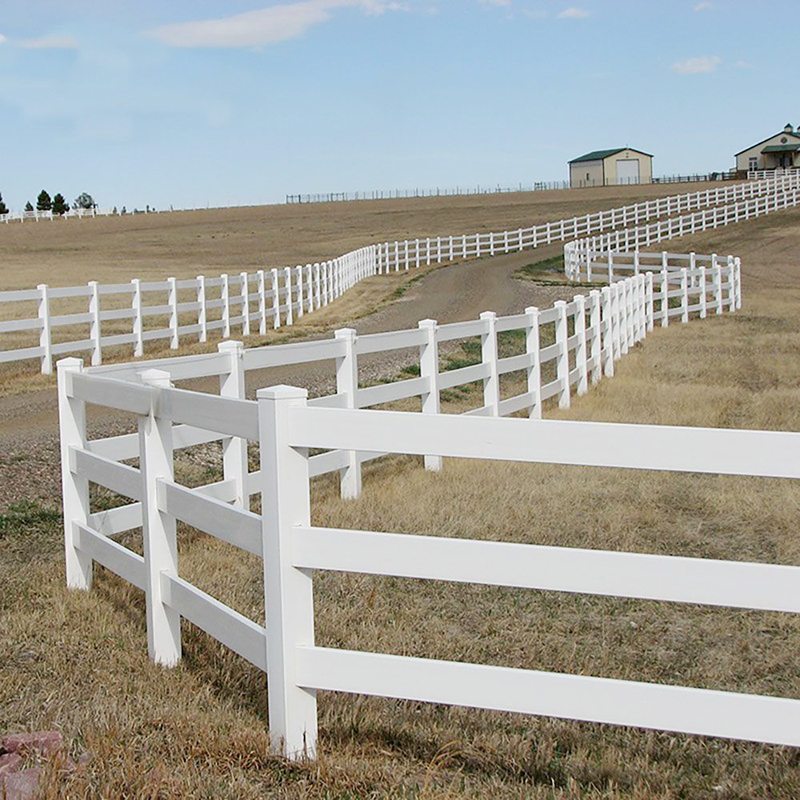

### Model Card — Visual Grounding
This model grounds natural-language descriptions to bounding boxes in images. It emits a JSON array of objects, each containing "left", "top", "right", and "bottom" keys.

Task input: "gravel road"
[{"left": 0, "top": 246, "right": 578, "bottom": 508}]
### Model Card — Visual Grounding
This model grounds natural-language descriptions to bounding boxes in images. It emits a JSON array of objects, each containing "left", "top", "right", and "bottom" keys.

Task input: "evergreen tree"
[
  {"left": 24, "top": 201, "right": 34, "bottom": 212},
  {"left": 36, "top": 190, "right": 52, "bottom": 212},
  {"left": 0, "top": 194, "right": 8, "bottom": 216},
  {"left": 52, "top": 193, "right": 69, "bottom": 216},
  {"left": 73, "top": 192, "right": 95, "bottom": 210}
]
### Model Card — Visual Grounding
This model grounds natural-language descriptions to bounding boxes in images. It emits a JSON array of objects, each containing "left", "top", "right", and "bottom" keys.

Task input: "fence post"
[
  {"left": 554, "top": 301, "right": 570, "bottom": 409},
  {"left": 418, "top": 319, "right": 442, "bottom": 471},
  {"left": 334, "top": 328, "right": 361, "bottom": 499},
  {"left": 681, "top": 267, "right": 689, "bottom": 323},
  {"left": 306, "top": 266, "right": 314, "bottom": 313},
  {"left": 645, "top": 273, "right": 655, "bottom": 332},
  {"left": 601, "top": 287, "right": 615, "bottom": 378},
  {"left": 57, "top": 357, "right": 91, "bottom": 590},
  {"left": 618, "top": 282, "right": 629, "bottom": 356},
  {"left": 284, "top": 267, "right": 293, "bottom": 326},
  {"left": 37, "top": 283, "right": 53, "bottom": 375},
  {"left": 735, "top": 257, "right": 742, "bottom": 309},
  {"left": 271, "top": 269, "right": 281, "bottom": 328},
  {"left": 588, "top": 290, "right": 602, "bottom": 383},
  {"left": 132, "top": 278, "right": 144, "bottom": 357},
  {"left": 88, "top": 281, "right": 102, "bottom": 366},
  {"left": 611, "top": 283, "right": 622, "bottom": 361},
  {"left": 139, "top": 368, "right": 181, "bottom": 667},
  {"left": 257, "top": 270, "right": 267, "bottom": 335},
  {"left": 218, "top": 341, "right": 248, "bottom": 509},
  {"left": 661, "top": 267, "right": 669, "bottom": 327},
  {"left": 221, "top": 274, "right": 231, "bottom": 338},
  {"left": 699, "top": 265, "right": 707, "bottom": 319},
  {"left": 257, "top": 385, "right": 317, "bottom": 760},
  {"left": 480, "top": 311, "right": 501, "bottom": 415},
  {"left": 314, "top": 263, "right": 321, "bottom": 310},
  {"left": 524, "top": 306, "right": 542, "bottom": 418},
  {"left": 727, "top": 256, "right": 736, "bottom": 311},
  {"left": 168, "top": 277, "right": 179, "bottom": 349},
  {"left": 574, "top": 294, "right": 588, "bottom": 396},
  {"left": 295, "top": 266, "right": 304, "bottom": 318},
  {"left": 240, "top": 272, "right": 251, "bottom": 336},
  {"left": 197, "top": 276, "right": 208, "bottom": 343},
  {"left": 607, "top": 251, "right": 614, "bottom": 283}
]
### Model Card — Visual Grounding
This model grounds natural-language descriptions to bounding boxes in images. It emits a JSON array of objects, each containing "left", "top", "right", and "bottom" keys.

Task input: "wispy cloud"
[
  {"left": 481, "top": 0, "right": 512, "bottom": 6},
  {"left": 734, "top": 59, "right": 753, "bottom": 69},
  {"left": 671, "top": 54, "right": 721, "bottom": 74},
  {"left": 0, "top": 34, "right": 7, "bottom": 45},
  {"left": 557, "top": 7, "right": 590, "bottom": 19},
  {"left": 17, "top": 35, "right": 78, "bottom": 50},
  {"left": 148, "top": 0, "right": 404, "bottom": 48},
  {"left": 693, "top": 1, "right": 712, "bottom": 10}
]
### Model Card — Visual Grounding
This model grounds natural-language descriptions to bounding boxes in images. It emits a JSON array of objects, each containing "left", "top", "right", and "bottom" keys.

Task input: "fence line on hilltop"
[
  {"left": 58, "top": 246, "right": 800, "bottom": 755},
  {"left": 3, "top": 174, "right": 796, "bottom": 375}
]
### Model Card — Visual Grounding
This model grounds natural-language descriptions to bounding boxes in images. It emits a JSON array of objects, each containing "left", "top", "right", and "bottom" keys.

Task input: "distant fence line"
[{"left": 1, "top": 174, "right": 795, "bottom": 375}]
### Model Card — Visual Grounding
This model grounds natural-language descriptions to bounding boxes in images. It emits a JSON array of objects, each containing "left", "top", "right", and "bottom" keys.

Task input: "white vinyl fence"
[
  {"left": 1, "top": 207, "right": 118, "bottom": 224},
  {"left": 56, "top": 251, "right": 800, "bottom": 761},
  {"left": 748, "top": 167, "right": 799, "bottom": 181},
  {"left": 2, "top": 174, "right": 793, "bottom": 374}
]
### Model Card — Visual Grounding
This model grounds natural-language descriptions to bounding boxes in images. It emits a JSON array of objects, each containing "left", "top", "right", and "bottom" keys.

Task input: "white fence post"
[
  {"left": 418, "top": 319, "right": 442, "bottom": 472},
  {"left": 589, "top": 290, "right": 602, "bottom": 384},
  {"left": 132, "top": 278, "right": 144, "bottom": 357},
  {"left": 197, "top": 276, "right": 208, "bottom": 343},
  {"left": 713, "top": 256, "right": 723, "bottom": 315},
  {"left": 272, "top": 269, "right": 281, "bottom": 328},
  {"left": 218, "top": 341, "right": 248, "bottom": 509},
  {"left": 257, "top": 270, "right": 267, "bottom": 335},
  {"left": 525, "top": 306, "right": 542, "bottom": 419},
  {"left": 573, "top": 294, "right": 588, "bottom": 395},
  {"left": 57, "top": 357, "right": 91, "bottom": 590},
  {"left": 88, "top": 281, "right": 102, "bottom": 366},
  {"left": 168, "top": 277, "right": 179, "bottom": 349},
  {"left": 601, "top": 287, "right": 615, "bottom": 378},
  {"left": 221, "top": 274, "right": 231, "bottom": 338},
  {"left": 645, "top": 272, "right": 655, "bottom": 332},
  {"left": 295, "top": 266, "right": 304, "bottom": 318},
  {"left": 681, "top": 268, "right": 689, "bottom": 323},
  {"left": 661, "top": 268, "right": 670, "bottom": 327},
  {"left": 699, "top": 265, "right": 707, "bottom": 319},
  {"left": 611, "top": 283, "right": 622, "bottom": 361},
  {"left": 257, "top": 385, "right": 317, "bottom": 760},
  {"left": 607, "top": 252, "right": 614, "bottom": 283},
  {"left": 306, "top": 265, "right": 314, "bottom": 313},
  {"left": 139, "top": 368, "right": 181, "bottom": 667},
  {"left": 727, "top": 256, "right": 736, "bottom": 311},
  {"left": 735, "top": 257, "right": 743, "bottom": 309},
  {"left": 618, "top": 281, "right": 629, "bottom": 356},
  {"left": 240, "top": 272, "right": 250, "bottom": 336},
  {"left": 37, "top": 283, "right": 53, "bottom": 375},
  {"left": 284, "top": 268, "right": 293, "bottom": 326},
  {"left": 335, "top": 328, "right": 361, "bottom": 499},
  {"left": 480, "top": 311, "right": 501, "bottom": 416},
  {"left": 554, "top": 301, "right": 571, "bottom": 408}
]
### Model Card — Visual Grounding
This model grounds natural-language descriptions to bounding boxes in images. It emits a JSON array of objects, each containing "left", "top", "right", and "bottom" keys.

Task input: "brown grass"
[{"left": 1, "top": 209, "right": 800, "bottom": 798}]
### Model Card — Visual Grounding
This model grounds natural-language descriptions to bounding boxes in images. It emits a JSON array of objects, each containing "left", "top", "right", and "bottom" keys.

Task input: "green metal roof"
[
  {"left": 762, "top": 143, "right": 800, "bottom": 153},
  {"left": 569, "top": 147, "right": 653, "bottom": 164}
]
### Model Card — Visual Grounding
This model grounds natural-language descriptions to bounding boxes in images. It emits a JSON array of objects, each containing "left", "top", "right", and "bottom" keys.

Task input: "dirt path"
[{"left": 0, "top": 246, "right": 574, "bottom": 508}]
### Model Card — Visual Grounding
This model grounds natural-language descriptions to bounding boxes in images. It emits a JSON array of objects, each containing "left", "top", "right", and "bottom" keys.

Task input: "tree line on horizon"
[{"left": 0, "top": 191, "right": 97, "bottom": 217}]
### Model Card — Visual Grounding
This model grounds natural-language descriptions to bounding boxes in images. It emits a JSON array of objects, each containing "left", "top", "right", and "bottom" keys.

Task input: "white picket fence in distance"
[
  {"left": 3, "top": 172, "right": 798, "bottom": 375},
  {"left": 57, "top": 250, "right": 799, "bottom": 758}
]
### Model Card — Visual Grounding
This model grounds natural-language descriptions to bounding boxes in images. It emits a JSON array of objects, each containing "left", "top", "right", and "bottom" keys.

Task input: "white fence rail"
[
  {"left": 1, "top": 207, "right": 118, "bottom": 224},
  {"left": 55, "top": 251, "right": 799, "bottom": 761},
  {"left": 3, "top": 174, "right": 792, "bottom": 374},
  {"left": 748, "top": 167, "right": 799, "bottom": 181}
]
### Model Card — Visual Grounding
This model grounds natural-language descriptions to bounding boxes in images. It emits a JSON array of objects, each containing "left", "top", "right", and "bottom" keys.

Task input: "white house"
[{"left": 735, "top": 124, "right": 800, "bottom": 172}]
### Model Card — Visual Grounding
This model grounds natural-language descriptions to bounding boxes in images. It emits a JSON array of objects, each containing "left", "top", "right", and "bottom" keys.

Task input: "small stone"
[
  {"left": 0, "top": 753, "right": 23, "bottom": 775},
  {"left": 2, "top": 768, "right": 42, "bottom": 800},
  {"left": 2, "top": 731, "right": 63, "bottom": 756}
]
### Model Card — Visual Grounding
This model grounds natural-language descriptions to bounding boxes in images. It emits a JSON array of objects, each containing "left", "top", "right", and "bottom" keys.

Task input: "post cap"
[
  {"left": 479, "top": 311, "right": 497, "bottom": 320},
  {"left": 56, "top": 357, "right": 84, "bottom": 372},
  {"left": 256, "top": 385, "right": 308, "bottom": 401},
  {"left": 218, "top": 340, "right": 244, "bottom": 353},
  {"left": 524, "top": 306, "right": 540, "bottom": 315},
  {"left": 139, "top": 368, "right": 172, "bottom": 388},
  {"left": 334, "top": 328, "right": 357, "bottom": 339},
  {"left": 418, "top": 318, "right": 437, "bottom": 329}
]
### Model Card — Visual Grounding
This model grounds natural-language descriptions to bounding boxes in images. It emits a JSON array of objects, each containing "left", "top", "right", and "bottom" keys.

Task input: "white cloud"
[
  {"left": 693, "top": 1, "right": 712, "bottom": 10},
  {"left": 481, "top": 0, "right": 512, "bottom": 6},
  {"left": 0, "top": 34, "right": 7, "bottom": 45},
  {"left": 735, "top": 60, "right": 753, "bottom": 69},
  {"left": 557, "top": 7, "right": 590, "bottom": 18},
  {"left": 671, "top": 54, "right": 721, "bottom": 74},
  {"left": 148, "top": 0, "right": 404, "bottom": 48},
  {"left": 17, "top": 36, "right": 78, "bottom": 50}
]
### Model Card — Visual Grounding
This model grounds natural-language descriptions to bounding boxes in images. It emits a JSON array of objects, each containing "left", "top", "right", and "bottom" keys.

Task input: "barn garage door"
[{"left": 616, "top": 159, "right": 640, "bottom": 185}]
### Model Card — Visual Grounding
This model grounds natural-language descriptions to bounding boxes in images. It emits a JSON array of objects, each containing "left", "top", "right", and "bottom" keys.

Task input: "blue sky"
[{"left": 0, "top": 1, "right": 795, "bottom": 210}]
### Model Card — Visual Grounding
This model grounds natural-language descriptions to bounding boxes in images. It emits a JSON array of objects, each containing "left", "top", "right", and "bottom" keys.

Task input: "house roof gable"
[
  {"left": 569, "top": 147, "right": 653, "bottom": 164},
  {"left": 735, "top": 130, "right": 800, "bottom": 156}
]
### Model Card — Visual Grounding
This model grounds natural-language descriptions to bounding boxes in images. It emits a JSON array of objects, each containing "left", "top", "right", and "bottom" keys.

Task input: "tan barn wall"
[
  {"left": 570, "top": 160, "right": 604, "bottom": 188},
  {"left": 604, "top": 149, "right": 653, "bottom": 185}
]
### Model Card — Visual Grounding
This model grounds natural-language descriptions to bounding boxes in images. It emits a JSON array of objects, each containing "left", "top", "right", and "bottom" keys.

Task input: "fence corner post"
[
  {"left": 57, "top": 357, "right": 92, "bottom": 590},
  {"left": 334, "top": 328, "right": 361, "bottom": 499},
  {"left": 218, "top": 340, "right": 248, "bottom": 509},
  {"left": 418, "top": 319, "right": 442, "bottom": 471},
  {"left": 257, "top": 385, "right": 317, "bottom": 760},
  {"left": 138, "top": 368, "right": 181, "bottom": 668}
]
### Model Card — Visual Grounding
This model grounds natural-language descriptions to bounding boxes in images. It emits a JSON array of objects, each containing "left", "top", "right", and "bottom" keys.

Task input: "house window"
[{"left": 749, "top": 157, "right": 758, "bottom": 171}]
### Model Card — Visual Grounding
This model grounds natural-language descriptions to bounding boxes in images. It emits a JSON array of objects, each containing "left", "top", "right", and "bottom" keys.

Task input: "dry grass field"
[{"left": 1, "top": 198, "right": 799, "bottom": 798}]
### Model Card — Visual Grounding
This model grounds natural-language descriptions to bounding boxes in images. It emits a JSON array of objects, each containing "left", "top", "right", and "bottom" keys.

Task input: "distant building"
[
  {"left": 568, "top": 148, "right": 653, "bottom": 188},
  {"left": 735, "top": 124, "right": 800, "bottom": 172}
]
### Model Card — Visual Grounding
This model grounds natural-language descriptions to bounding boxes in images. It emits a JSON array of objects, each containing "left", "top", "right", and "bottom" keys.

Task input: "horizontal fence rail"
[
  {"left": 4, "top": 173, "right": 795, "bottom": 374},
  {"left": 54, "top": 244, "right": 800, "bottom": 761}
]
